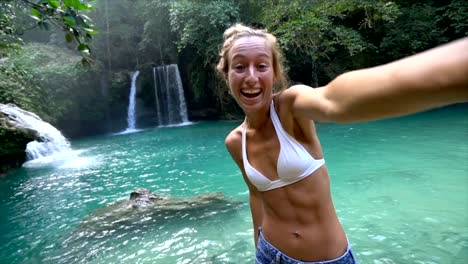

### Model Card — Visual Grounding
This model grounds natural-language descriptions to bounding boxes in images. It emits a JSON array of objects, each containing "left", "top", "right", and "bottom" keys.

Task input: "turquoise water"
[{"left": 1, "top": 105, "right": 467, "bottom": 264}]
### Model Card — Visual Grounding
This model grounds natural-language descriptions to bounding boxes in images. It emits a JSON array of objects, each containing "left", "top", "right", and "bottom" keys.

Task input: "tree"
[
  {"left": 162, "top": 0, "right": 241, "bottom": 114},
  {"left": 0, "top": 0, "right": 97, "bottom": 63},
  {"left": 259, "top": 0, "right": 399, "bottom": 86},
  {"left": 0, "top": 1, "right": 22, "bottom": 57},
  {"left": 138, "top": 0, "right": 178, "bottom": 66},
  {"left": 90, "top": 0, "right": 146, "bottom": 71},
  {"left": 0, "top": 43, "right": 101, "bottom": 123}
]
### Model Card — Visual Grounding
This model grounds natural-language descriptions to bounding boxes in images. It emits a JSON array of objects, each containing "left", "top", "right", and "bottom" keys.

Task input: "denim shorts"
[{"left": 255, "top": 228, "right": 358, "bottom": 264}]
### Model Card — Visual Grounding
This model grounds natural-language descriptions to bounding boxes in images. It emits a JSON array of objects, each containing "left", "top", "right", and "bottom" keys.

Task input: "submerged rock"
[
  {"left": 56, "top": 189, "right": 244, "bottom": 264},
  {"left": 79, "top": 188, "right": 243, "bottom": 231}
]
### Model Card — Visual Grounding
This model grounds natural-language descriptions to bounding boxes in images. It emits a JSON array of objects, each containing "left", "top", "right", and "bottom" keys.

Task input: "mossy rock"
[{"left": 0, "top": 113, "right": 39, "bottom": 175}]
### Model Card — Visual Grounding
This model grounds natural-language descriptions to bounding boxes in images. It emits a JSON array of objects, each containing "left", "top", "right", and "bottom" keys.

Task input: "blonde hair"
[{"left": 216, "top": 23, "right": 288, "bottom": 92}]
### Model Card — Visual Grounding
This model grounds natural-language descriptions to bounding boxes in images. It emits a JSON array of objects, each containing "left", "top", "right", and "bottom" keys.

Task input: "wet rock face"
[
  {"left": 0, "top": 105, "right": 40, "bottom": 175},
  {"left": 1, "top": 103, "right": 70, "bottom": 175},
  {"left": 125, "top": 188, "right": 229, "bottom": 210},
  {"left": 129, "top": 188, "right": 164, "bottom": 208}
]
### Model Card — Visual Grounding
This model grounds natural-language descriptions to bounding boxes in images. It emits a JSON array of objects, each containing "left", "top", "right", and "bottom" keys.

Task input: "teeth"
[{"left": 242, "top": 89, "right": 261, "bottom": 94}]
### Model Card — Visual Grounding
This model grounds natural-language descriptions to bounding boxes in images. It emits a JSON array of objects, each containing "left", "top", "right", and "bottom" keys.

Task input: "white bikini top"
[{"left": 242, "top": 100, "right": 325, "bottom": 192}]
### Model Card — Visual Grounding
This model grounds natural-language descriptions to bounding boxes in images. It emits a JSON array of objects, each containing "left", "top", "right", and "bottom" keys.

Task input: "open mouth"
[{"left": 240, "top": 88, "right": 262, "bottom": 98}]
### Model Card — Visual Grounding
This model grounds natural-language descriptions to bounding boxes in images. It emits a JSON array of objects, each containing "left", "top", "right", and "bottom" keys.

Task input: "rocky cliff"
[{"left": 0, "top": 104, "right": 41, "bottom": 175}]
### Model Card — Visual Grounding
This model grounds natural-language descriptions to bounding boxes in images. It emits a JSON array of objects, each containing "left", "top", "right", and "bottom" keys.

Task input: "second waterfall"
[{"left": 153, "top": 64, "right": 189, "bottom": 126}]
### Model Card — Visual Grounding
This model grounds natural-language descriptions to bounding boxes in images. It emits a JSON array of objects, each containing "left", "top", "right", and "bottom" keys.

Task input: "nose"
[{"left": 245, "top": 65, "right": 258, "bottom": 85}]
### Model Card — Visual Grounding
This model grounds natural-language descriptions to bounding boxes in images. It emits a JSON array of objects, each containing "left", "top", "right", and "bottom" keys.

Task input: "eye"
[
  {"left": 233, "top": 64, "right": 245, "bottom": 72},
  {"left": 258, "top": 63, "right": 269, "bottom": 72}
]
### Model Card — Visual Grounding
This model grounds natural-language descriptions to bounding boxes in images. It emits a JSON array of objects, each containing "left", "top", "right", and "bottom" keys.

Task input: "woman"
[{"left": 217, "top": 24, "right": 468, "bottom": 264}]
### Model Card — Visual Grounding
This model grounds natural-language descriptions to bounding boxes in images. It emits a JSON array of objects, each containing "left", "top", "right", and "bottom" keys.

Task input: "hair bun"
[{"left": 223, "top": 23, "right": 255, "bottom": 41}]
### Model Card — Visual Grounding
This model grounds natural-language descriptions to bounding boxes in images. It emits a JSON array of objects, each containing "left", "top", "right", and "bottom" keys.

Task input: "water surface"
[{"left": 1, "top": 105, "right": 467, "bottom": 263}]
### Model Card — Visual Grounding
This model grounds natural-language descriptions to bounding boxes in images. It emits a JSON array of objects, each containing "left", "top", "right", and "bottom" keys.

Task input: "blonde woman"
[{"left": 217, "top": 24, "right": 468, "bottom": 264}]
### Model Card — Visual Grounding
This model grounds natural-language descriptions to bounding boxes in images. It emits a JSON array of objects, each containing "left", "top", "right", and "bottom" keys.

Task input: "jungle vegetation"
[{"left": 1, "top": 0, "right": 467, "bottom": 137}]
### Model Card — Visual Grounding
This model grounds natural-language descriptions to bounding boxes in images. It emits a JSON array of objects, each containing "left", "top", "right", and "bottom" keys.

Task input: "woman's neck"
[{"left": 244, "top": 102, "right": 271, "bottom": 130}]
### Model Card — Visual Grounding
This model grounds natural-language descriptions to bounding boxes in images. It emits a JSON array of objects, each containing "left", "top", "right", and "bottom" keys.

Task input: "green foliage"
[
  {"left": 0, "top": 1, "right": 24, "bottom": 56},
  {"left": 0, "top": 55, "right": 45, "bottom": 118},
  {"left": 380, "top": 3, "right": 444, "bottom": 59},
  {"left": 0, "top": 0, "right": 96, "bottom": 63},
  {"left": 169, "top": 0, "right": 239, "bottom": 60},
  {"left": 0, "top": 43, "right": 100, "bottom": 123},
  {"left": 164, "top": 0, "right": 240, "bottom": 109},
  {"left": 137, "top": 0, "right": 179, "bottom": 65},
  {"left": 89, "top": 0, "right": 467, "bottom": 118},
  {"left": 258, "top": 0, "right": 400, "bottom": 85},
  {"left": 90, "top": 0, "right": 146, "bottom": 71},
  {"left": 2, "top": 0, "right": 467, "bottom": 135},
  {"left": 437, "top": 0, "right": 468, "bottom": 37}
]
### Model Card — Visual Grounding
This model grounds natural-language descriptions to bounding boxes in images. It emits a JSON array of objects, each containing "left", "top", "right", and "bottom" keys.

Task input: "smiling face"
[{"left": 227, "top": 36, "right": 276, "bottom": 113}]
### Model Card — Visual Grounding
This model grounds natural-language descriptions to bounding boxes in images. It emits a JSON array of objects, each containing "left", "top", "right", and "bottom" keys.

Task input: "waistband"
[{"left": 257, "top": 227, "right": 357, "bottom": 264}]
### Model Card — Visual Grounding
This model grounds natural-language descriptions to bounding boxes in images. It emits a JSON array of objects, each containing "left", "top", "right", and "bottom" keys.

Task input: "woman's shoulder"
[
  {"left": 225, "top": 125, "right": 243, "bottom": 151},
  {"left": 275, "top": 85, "right": 320, "bottom": 138},
  {"left": 274, "top": 85, "right": 313, "bottom": 114},
  {"left": 276, "top": 84, "right": 313, "bottom": 100},
  {"left": 225, "top": 125, "right": 243, "bottom": 162}
]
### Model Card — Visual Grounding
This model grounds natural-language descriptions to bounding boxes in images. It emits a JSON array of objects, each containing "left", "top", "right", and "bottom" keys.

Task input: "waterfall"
[
  {"left": 153, "top": 67, "right": 162, "bottom": 124},
  {"left": 164, "top": 66, "right": 174, "bottom": 123},
  {"left": 173, "top": 65, "right": 189, "bottom": 123},
  {"left": 152, "top": 64, "right": 189, "bottom": 126},
  {"left": 125, "top": 71, "right": 140, "bottom": 131},
  {"left": 1, "top": 104, "right": 71, "bottom": 160}
]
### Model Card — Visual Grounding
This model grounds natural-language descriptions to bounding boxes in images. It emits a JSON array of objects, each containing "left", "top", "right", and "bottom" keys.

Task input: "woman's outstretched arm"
[{"left": 290, "top": 37, "right": 468, "bottom": 123}]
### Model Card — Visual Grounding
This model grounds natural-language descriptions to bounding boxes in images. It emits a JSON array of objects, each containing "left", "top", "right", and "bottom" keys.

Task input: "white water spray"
[
  {"left": 152, "top": 64, "right": 190, "bottom": 126},
  {"left": 153, "top": 67, "right": 162, "bottom": 124},
  {"left": 126, "top": 71, "right": 140, "bottom": 131},
  {"left": 0, "top": 104, "right": 71, "bottom": 160},
  {"left": 123, "top": 71, "right": 140, "bottom": 133}
]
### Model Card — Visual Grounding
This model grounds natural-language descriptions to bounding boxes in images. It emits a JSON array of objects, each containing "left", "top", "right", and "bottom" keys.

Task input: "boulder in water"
[{"left": 79, "top": 188, "right": 243, "bottom": 231}]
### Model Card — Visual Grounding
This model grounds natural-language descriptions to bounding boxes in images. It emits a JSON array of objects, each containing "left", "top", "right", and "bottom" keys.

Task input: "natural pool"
[{"left": 1, "top": 105, "right": 467, "bottom": 263}]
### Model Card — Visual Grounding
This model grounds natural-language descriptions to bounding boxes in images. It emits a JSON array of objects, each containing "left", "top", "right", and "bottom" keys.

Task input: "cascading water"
[
  {"left": 153, "top": 64, "right": 189, "bottom": 126},
  {"left": 0, "top": 104, "right": 71, "bottom": 160},
  {"left": 173, "top": 66, "right": 189, "bottom": 123},
  {"left": 152, "top": 67, "right": 162, "bottom": 124},
  {"left": 125, "top": 71, "right": 140, "bottom": 131},
  {"left": 164, "top": 66, "right": 174, "bottom": 123}
]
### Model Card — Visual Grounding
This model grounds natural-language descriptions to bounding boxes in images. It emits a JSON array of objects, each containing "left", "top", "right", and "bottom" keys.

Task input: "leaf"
[
  {"left": 63, "top": 0, "right": 92, "bottom": 11},
  {"left": 81, "top": 49, "right": 90, "bottom": 57},
  {"left": 29, "top": 15, "right": 41, "bottom": 21},
  {"left": 63, "top": 15, "right": 76, "bottom": 27},
  {"left": 83, "top": 28, "right": 97, "bottom": 35},
  {"left": 79, "top": 14, "right": 92, "bottom": 22},
  {"left": 47, "top": 0, "right": 60, "bottom": 9},
  {"left": 63, "top": 0, "right": 74, "bottom": 7},
  {"left": 65, "top": 33, "right": 73, "bottom": 42},
  {"left": 31, "top": 8, "right": 42, "bottom": 19},
  {"left": 78, "top": 43, "right": 88, "bottom": 51}
]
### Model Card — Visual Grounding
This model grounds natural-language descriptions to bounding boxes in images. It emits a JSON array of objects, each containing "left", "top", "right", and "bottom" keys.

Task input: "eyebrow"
[{"left": 231, "top": 53, "right": 271, "bottom": 61}]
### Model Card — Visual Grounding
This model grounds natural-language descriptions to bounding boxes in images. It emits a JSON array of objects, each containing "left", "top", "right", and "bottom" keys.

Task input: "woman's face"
[{"left": 227, "top": 36, "right": 275, "bottom": 113}]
